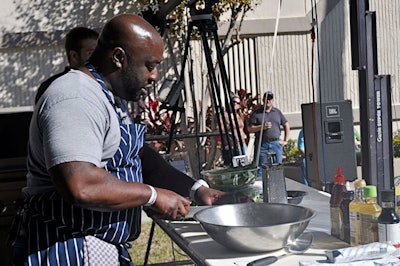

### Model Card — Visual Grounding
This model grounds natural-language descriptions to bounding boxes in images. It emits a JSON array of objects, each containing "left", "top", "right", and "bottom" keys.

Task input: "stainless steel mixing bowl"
[{"left": 194, "top": 202, "right": 316, "bottom": 253}]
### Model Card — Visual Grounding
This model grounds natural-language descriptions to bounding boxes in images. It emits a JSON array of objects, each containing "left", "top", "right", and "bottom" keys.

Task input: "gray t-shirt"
[
  {"left": 24, "top": 70, "right": 121, "bottom": 194},
  {"left": 249, "top": 106, "right": 287, "bottom": 140}
]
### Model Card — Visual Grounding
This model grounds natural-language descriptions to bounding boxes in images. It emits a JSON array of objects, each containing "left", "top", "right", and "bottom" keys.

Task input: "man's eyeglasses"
[{"left": 266, "top": 97, "right": 273, "bottom": 101}]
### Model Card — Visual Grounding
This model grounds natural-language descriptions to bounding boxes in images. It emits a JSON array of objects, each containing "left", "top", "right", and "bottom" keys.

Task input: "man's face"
[
  {"left": 120, "top": 61, "right": 146, "bottom": 101},
  {"left": 118, "top": 39, "right": 163, "bottom": 101},
  {"left": 71, "top": 38, "right": 97, "bottom": 69},
  {"left": 265, "top": 96, "right": 274, "bottom": 108}
]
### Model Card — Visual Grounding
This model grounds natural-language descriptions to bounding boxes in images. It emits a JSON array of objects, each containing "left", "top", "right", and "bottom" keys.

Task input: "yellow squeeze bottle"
[
  {"left": 349, "top": 179, "right": 366, "bottom": 246},
  {"left": 359, "top": 185, "right": 381, "bottom": 244}
]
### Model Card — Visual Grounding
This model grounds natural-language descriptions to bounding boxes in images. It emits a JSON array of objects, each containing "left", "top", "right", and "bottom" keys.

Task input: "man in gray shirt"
[
  {"left": 247, "top": 91, "right": 290, "bottom": 176},
  {"left": 17, "top": 14, "right": 225, "bottom": 266}
]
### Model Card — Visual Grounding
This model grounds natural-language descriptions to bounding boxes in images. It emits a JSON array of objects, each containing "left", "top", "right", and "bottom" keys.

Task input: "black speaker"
[{"left": 301, "top": 101, "right": 357, "bottom": 191}]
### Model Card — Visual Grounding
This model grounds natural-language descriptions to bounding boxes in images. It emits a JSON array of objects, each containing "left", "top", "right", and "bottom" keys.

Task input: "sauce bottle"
[
  {"left": 330, "top": 167, "right": 347, "bottom": 239},
  {"left": 378, "top": 190, "right": 400, "bottom": 243},
  {"left": 359, "top": 185, "right": 381, "bottom": 244},
  {"left": 340, "top": 190, "right": 354, "bottom": 243},
  {"left": 349, "top": 179, "right": 366, "bottom": 246}
]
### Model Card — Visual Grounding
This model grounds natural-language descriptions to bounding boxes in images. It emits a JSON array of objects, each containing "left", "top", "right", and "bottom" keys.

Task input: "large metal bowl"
[{"left": 194, "top": 203, "right": 316, "bottom": 253}]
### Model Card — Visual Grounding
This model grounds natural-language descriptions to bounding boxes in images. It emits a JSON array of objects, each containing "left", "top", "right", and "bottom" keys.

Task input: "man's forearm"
[
  {"left": 247, "top": 124, "right": 264, "bottom": 133},
  {"left": 283, "top": 123, "right": 290, "bottom": 141},
  {"left": 140, "top": 144, "right": 195, "bottom": 197}
]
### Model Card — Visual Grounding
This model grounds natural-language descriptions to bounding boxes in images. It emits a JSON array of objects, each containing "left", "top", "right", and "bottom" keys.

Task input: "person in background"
[
  {"left": 222, "top": 95, "right": 248, "bottom": 154},
  {"left": 247, "top": 91, "right": 290, "bottom": 176},
  {"left": 231, "top": 95, "right": 248, "bottom": 153},
  {"left": 354, "top": 126, "right": 362, "bottom": 166},
  {"left": 34, "top": 27, "right": 99, "bottom": 104},
  {"left": 297, "top": 129, "right": 308, "bottom": 185},
  {"left": 15, "top": 14, "right": 225, "bottom": 265},
  {"left": 354, "top": 126, "right": 361, "bottom": 151}
]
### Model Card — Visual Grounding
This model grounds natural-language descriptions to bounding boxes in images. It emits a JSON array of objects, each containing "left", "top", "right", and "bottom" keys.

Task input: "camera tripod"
[{"left": 165, "top": 2, "right": 246, "bottom": 166}]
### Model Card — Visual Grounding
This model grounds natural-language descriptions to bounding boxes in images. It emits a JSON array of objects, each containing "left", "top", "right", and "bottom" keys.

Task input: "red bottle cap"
[{"left": 334, "top": 167, "right": 345, "bottom": 183}]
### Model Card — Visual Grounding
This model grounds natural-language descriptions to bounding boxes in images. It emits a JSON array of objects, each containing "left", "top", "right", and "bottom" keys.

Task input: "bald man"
[{"left": 16, "top": 14, "right": 224, "bottom": 265}]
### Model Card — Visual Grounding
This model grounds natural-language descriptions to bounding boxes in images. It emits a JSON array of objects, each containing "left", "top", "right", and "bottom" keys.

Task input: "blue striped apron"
[{"left": 23, "top": 65, "right": 146, "bottom": 265}]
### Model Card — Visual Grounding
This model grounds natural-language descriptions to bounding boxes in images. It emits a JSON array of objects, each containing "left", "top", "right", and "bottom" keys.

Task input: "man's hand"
[
  {"left": 194, "top": 186, "right": 226, "bottom": 206},
  {"left": 280, "top": 140, "right": 288, "bottom": 146},
  {"left": 148, "top": 188, "right": 191, "bottom": 220},
  {"left": 264, "top": 121, "right": 272, "bottom": 130}
]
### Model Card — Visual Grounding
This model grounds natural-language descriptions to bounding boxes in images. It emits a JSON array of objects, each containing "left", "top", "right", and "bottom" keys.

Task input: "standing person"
[
  {"left": 354, "top": 126, "right": 362, "bottom": 166},
  {"left": 297, "top": 129, "right": 308, "bottom": 185},
  {"left": 34, "top": 27, "right": 99, "bottom": 104},
  {"left": 16, "top": 14, "right": 224, "bottom": 266},
  {"left": 247, "top": 91, "right": 290, "bottom": 176},
  {"left": 230, "top": 95, "right": 248, "bottom": 153},
  {"left": 221, "top": 95, "right": 248, "bottom": 164}
]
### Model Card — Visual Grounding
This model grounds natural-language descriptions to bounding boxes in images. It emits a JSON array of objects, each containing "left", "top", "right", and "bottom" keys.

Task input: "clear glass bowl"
[{"left": 201, "top": 165, "right": 258, "bottom": 191}]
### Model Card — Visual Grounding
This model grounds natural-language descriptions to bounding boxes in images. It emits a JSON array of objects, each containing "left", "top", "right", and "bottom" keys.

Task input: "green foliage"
[
  {"left": 282, "top": 139, "right": 302, "bottom": 165},
  {"left": 393, "top": 131, "right": 400, "bottom": 158}
]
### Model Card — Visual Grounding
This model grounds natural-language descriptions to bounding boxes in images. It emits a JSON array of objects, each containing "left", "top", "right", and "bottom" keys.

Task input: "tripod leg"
[
  {"left": 211, "top": 29, "right": 245, "bottom": 156},
  {"left": 165, "top": 107, "right": 178, "bottom": 154},
  {"left": 199, "top": 29, "right": 235, "bottom": 162},
  {"left": 165, "top": 23, "right": 194, "bottom": 154}
]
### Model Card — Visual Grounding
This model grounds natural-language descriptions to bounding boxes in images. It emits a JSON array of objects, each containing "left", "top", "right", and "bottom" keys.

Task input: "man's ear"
[
  {"left": 69, "top": 50, "right": 79, "bottom": 67},
  {"left": 112, "top": 47, "right": 125, "bottom": 68}
]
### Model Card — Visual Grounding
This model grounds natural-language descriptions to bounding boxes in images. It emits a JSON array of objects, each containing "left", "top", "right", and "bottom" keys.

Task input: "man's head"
[
  {"left": 263, "top": 91, "right": 274, "bottom": 108},
  {"left": 65, "top": 27, "right": 99, "bottom": 69},
  {"left": 90, "top": 14, "right": 163, "bottom": 101},
  {"left": 263, "top": 91, "right": 273, "bottom": 100}
]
